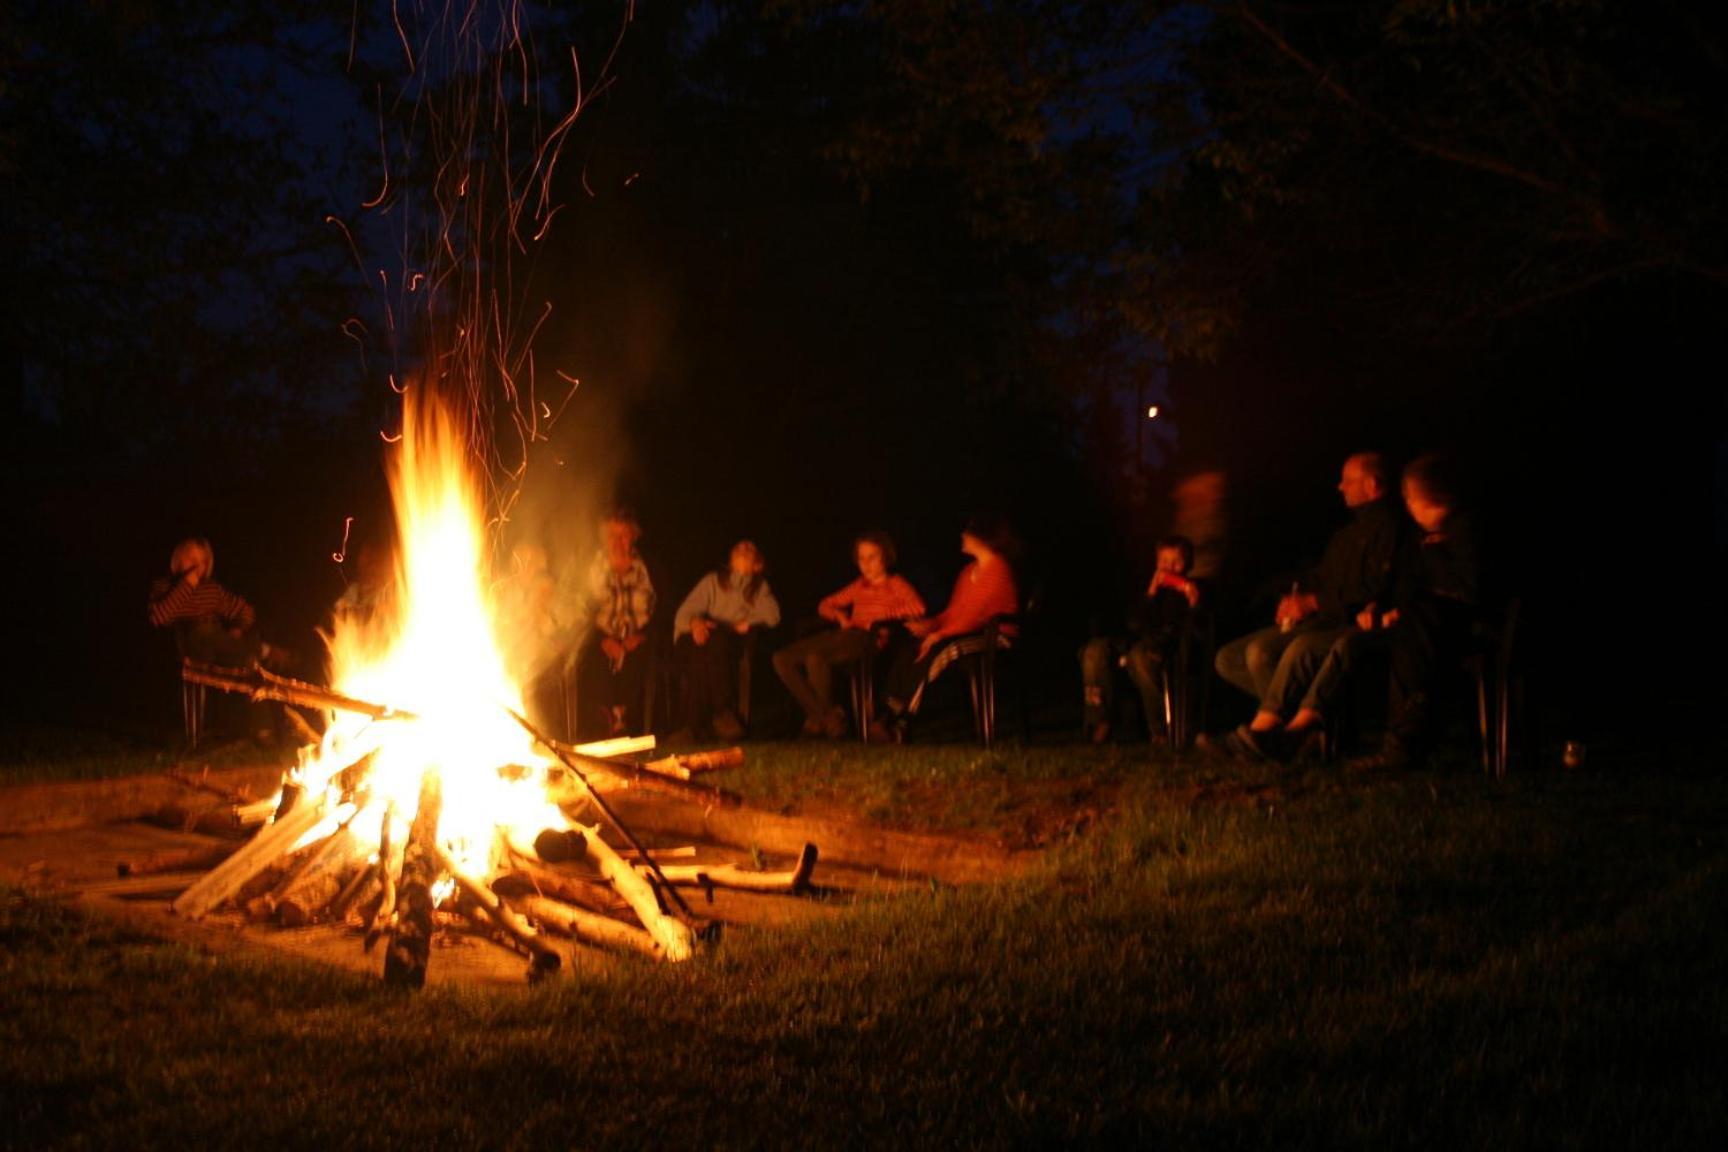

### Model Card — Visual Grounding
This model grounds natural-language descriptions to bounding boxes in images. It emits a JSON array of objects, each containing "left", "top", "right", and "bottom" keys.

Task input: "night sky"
[{"left": 6, "top": 3, "right": 1723, "bottom": 758}]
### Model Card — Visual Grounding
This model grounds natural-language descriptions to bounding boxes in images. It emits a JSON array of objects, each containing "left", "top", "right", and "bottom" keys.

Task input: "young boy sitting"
[{"left": 1079, "top": 534, "right": 1202, "bottom": 744}]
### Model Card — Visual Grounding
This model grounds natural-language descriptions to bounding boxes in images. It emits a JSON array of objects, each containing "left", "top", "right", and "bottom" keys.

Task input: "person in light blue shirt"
[{"left": 672, "top": 540, "right": 781, "bottom": 740}]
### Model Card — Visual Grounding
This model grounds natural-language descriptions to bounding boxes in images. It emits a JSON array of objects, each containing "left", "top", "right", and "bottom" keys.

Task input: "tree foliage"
[{"left": 1, "top": 1, "right": 362, "bottom": 463}]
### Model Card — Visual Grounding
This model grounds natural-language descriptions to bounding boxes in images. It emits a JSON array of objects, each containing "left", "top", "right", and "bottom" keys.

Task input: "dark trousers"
[
  {"left": 773, "top": 627, "right": 878, "bottom": 723},
  {"left": 676, "top": 630, "right": 742, "bottom": 735},
  {"left": 1386, "top": 600, "right": 1475, "bottom": 752},
  {"left": 575, "top": 634, "right": 651, "bottom": 737}
]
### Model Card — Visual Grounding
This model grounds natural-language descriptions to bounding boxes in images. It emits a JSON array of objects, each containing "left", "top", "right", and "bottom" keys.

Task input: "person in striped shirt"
[
  {"left": 773, "top": 531, "right": 926, "bottom": 738},
  {"left": 147, "top": 537, "right": 268, "bottom": 668},
  {"left": 574, "top": 507, "right": 658, "bottom": 738}
]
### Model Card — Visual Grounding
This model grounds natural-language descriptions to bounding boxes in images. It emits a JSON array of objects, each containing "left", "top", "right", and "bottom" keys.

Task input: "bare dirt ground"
[{"left": 0, "top": 755, "right": 1035, "bottom": 987}]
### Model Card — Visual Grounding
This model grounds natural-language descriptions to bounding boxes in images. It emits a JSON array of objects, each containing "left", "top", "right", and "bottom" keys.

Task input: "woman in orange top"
[{"left": 879, "top": 514, "right": 1020, "bottom": 740}]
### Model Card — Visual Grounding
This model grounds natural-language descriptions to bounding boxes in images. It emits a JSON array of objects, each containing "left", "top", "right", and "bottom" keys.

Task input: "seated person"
[
  {"left": 148, "top": 537, "right": 275, "bottom": 669},
  {"left": 148, "top": 536, "right": 291, "bottom": 744},
  {"left": 672, "top": 539, "right": 782, "bottom": 740},
  {"left": 574, "top": 507, "right": 657, "bottom": 738},
  {"left": 1212, "top": 452, "right": 1402, "bottom": 761},
  {"left": 1350, "top": 451, "right": 1485, "bottom": 769},
  {"left": 773, "top": 531, "right": 925, "bottom": 739},
  {"left": 879, "top": 514, "right": 1021, "bottom": 742},
  {"left": 1079, "top": 534, "right": 1202, "bottom": 744}
]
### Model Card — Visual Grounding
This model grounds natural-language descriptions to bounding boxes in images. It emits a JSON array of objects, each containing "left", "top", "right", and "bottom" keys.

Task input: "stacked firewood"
[{"left": 143, "top": 710, "right": 817, "bottom": 986}]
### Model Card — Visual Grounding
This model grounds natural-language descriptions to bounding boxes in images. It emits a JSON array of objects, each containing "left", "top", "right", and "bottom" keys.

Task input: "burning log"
[
  {"left": 172, "top": 792, "right": 330, "bottom": 920},
  {"left": 326, "top": 861, "right": 380, "bottom": 925},
  {"left": 271, "top": 827, "right": 365, "bottom": 927},
  {"left": 565, "top": 735, "right": 657, "bottom": 759},
  {"left": 364, "top": 802, "right": 400, "bottom": 951},
  {"left": 576, "top": 821, "right": 697, "bottom": 961},
  {"left": 637, "top": 843, "right": 819, "bottom": 896},
  {"left": 505, "top": 894, "right": 663, "bottom": 959},
  {"left": 181, "top": 660, "right": 417, "bottom": 722},
  {"left": 383, "top": 771, "right": 444, "bottom": 988},
  {"left": 435, "top": 847, "right": 561, "bottom": 981},
  {"left": 493, "top": 858, "right": 627, "bottom": 916}
]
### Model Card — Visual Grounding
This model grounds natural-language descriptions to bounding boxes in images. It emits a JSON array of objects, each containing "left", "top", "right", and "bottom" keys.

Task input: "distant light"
[{"left": 1146, "top": 405, "right": 1160, "bottom": 419}]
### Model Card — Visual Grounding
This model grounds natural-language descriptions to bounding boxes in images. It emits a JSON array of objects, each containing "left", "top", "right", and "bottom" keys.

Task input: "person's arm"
[
  {"left": 891, "top": 576, "right": 928, "bottom": 621},
  {"left": 221, "top": 588, "right": 257, "bottom": 634},
  {"left": 744, "top": 582, "right": 781, "bottom": 631},
  {"left": 927, "top": 562, "right": 1016, "bottom": 643},
  {"left": 672, "top": 574, "right": 713, "bottom": 638},
  {"left": 817, "top": 580, "right": 856, "bottom": 626}
]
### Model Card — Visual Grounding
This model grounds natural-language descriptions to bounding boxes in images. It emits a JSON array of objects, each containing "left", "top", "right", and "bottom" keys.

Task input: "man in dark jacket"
[{"left": 1213, "top": 452, "right": 1403, "bottom": 759}]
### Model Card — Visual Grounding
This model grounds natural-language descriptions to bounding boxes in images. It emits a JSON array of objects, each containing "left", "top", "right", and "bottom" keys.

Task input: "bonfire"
[{"left": 161, "top": 389, "right": 815, "bottom": 986}]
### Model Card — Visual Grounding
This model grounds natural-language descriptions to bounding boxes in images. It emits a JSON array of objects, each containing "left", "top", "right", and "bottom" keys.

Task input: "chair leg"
[
  {"left": 1476, "top": 667, "right": 1492, "bottom": 777},
  {"left": 182, "top": 677, "right": 206, "bottom": 751}
]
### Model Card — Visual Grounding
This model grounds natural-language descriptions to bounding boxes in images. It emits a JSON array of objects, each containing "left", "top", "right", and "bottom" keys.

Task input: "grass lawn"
[{"left": 2, "top": 731, "right": 1724, "bottom": 1149}]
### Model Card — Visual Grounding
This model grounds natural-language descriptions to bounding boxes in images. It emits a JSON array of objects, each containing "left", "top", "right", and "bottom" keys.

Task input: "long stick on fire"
[{"left": 503, "top": 707, "right": 695, "bottom": 920}]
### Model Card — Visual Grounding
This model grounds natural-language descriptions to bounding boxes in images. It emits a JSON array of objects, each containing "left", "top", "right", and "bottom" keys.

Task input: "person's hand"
[
  {"left": 690, "top": 618, "right": 713, "bottom": 646},
  {"left": 1274, "top": 594, "right": 1299, "bottom": 630},
  {"left": 1355, "top": 604, "right": 1376, "bottom": 631},
  {"left": 733, "top": 620, "right": 750, "bottom": 634},
  {"left": 622, "top": 633, "right": 645, "bottom": 653},
  {"left": 1381, "top": 608, "right": 1400, "bottom": 628},
  {"left": 600, "top": 636, "right": 625, "bottom": 669},
  {"left": 906, "top": 617, "right": 935, "bottom": 638},
  {"left": 916, "top": 632, "right": 941, "bottom": 660}
]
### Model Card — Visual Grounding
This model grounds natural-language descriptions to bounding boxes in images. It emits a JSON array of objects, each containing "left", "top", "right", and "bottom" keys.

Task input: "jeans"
[
  {"left": 1080, "top": 636, "right": 1168, "bottom": 733},
  {"left": 1214, "top": 621, "right": 1349, "bottom": 717},
  {"left": 772, "top": 627, "right": 877, "bottom": 723}
]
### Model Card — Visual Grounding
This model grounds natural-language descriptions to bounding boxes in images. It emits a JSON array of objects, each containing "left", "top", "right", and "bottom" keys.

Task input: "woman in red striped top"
[
  {"left": 772, "top": 531, "right": 926, "bottom": 738},
  {"left": 879, "top": 515, "right": 1021, "bottom": 740}
]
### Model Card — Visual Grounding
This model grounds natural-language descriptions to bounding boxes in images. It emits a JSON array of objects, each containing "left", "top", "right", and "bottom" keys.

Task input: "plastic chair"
[
  {"left": 1158, "top": 609, "right": 1215, "bottom": 751},
  {"left": 964, "top": 614, "right": 1031, "bottom": 750},
  {"left": 181, "top": 657, "right": 208, "bottom": 750},
  {"left": 1467, "top": 597, "right": 1523, "bottom": 778}
]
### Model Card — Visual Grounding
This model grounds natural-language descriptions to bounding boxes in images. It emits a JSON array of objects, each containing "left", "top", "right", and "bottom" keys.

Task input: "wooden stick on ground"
[
  {"left": 435, "top": 847, "right": 562, "bottom": 982},
  {"left": 637, "top": 843, "right": 819, "bottom": 895},
  {"left": 117, "top": 842, "right": 240, "bottom": 878},
  {"left": 638, "top": 747, "right": 744, "bottom": 781},
  {"left": 505, "top": 894, "right": 664, "bottom": 959},
  {"left": 577, "top": 821, "right": 696, "bottom": 962}
]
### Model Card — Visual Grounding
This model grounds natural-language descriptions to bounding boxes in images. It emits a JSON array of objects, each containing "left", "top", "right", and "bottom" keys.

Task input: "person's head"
[
  {"left": 961, "top": 512, "right": 1020, "bottom": 564},
  {"left": 599, "top": 507, "right": 642, "bottom": 567},
  {"left": 170, "top": 537, "right": 214, "bottom": 583},
  {"left": 853, "top": 531, "right": 897, "bottom": 582},
  {"left": 1401, "top": 452, "right": 1461, "bottom": 533},
  {"left": 1154, "top": 534, "right": 1195, "bottom": 576},
  {"left": 1338, "top": 452, "right": 1389, "bottom": 509},
  {"left": 722, "top": 539, "right": 769, "bottom": 600}
]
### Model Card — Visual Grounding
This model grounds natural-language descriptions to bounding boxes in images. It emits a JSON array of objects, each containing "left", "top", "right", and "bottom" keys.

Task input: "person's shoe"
[
  {"left": 867, "top": 718, "right": 895, "bottom": 744},
  {"left": 713, "top": 710, "right": 745, "bottom": 741},
  {"left": 1224, "top": 724, "right": 1274, "bottom": 763},
  {"left": 799, "top": 714, "right": 825, "bottom": 738},
  {"left": 821, "top": 707, "right": 850, "bottom": 740}
]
